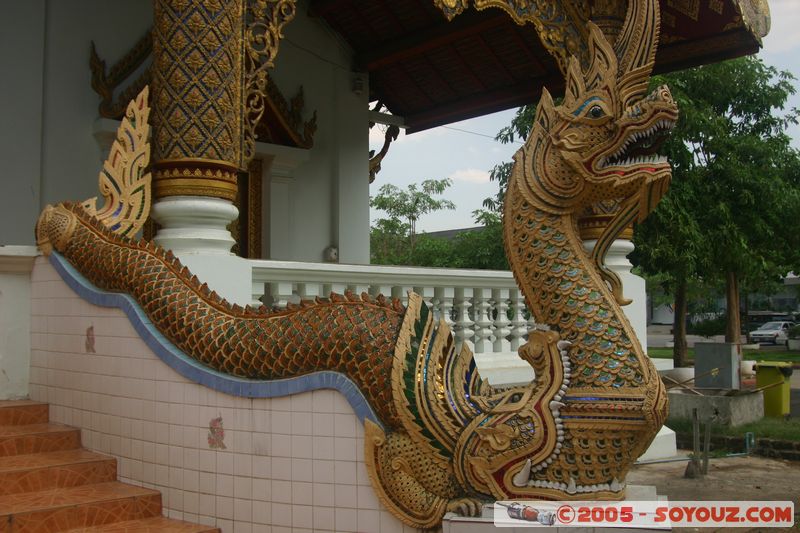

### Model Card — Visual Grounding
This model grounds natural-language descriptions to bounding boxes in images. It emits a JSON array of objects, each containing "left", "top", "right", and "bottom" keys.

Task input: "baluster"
[
  {"left": 391, "top": 286, "right": 413, "bottom": 306},
  {"left": 252, "top": 281, "right": 267, "bottom": 308},
  {"left": 509, "top": 289, "right": 529, "bottom": 351},
  {"left": 434, "top": 286, "right": 455, "bottom": 327},
  {"left": 472, "top": 288, "right": 494, "bottom": 353},
  {"left": 527, "top": 304, "right": 538, "bottom": 341},
  {"left": 413, "top": 285, "right": 434, "bottom": 314},
  {"left": 454, "top": 287, "right": 474, "bottom": 349},
  {"left": 492, "top": 288, "right": 512, "bottom": 353},
  {"left": 269, "top": 281, "right": 294, "bottom": 309},
  {"left": 298, "top": 282, "right": 322, "bottom": 302},
  {"left": 369, "top": 284, "right": 393, "bottom": 301},
  {"left": 347, "top": 284, "right": 370, "bottom": 300},
  {"left": 323, "top": 282, "right": 347, "bottom": 299}
]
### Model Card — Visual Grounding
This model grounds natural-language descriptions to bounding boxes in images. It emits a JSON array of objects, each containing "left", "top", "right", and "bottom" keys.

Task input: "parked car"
[{"left": 748, "top": 321, "right": 796, "bottom": 345}]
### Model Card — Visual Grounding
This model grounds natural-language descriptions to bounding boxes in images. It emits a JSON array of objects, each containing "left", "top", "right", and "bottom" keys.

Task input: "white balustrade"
[{"left": 249, "top": 259, "right": 532, "bottom": 361}]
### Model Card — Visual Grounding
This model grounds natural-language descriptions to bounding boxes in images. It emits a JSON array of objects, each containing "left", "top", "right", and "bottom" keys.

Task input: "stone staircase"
[{"left": 0, "top": 401, "right": 219, "bottom": 532}]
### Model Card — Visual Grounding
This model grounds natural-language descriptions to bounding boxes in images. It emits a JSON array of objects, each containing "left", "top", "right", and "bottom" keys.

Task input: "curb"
[{"left": 675, "top": 431, "right": 800, "bottom": 462}]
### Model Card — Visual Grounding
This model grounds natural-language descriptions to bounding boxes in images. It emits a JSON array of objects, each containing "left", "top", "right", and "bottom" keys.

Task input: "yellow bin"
[{"left": 755, "top": 362, "right": 793, "bottom": 417}]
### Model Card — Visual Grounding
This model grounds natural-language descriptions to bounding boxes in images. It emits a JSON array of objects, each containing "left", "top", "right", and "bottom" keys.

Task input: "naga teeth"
[
  {"left": 567, "top": 477, "right": 577, "bottom": 494},
  {"left": 512, "top": 459, "right": 532, "bottom": 487},
  {"left": 525, "top": 476, "right": 626, "bottom": 494}
]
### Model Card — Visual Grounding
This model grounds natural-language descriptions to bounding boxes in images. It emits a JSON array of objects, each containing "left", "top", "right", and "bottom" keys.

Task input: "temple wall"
[
  {"left": 0, "top": 0, "right": 152, "bottom": 246},
  {"left": 0, "top": 0, "right": 371, "bottom": 265},
  {"left": 268, "top": 0, "right": 371, "bottom": 264},
  {"left": 29, "top": 256, "right": 415, "bottom": 532}
]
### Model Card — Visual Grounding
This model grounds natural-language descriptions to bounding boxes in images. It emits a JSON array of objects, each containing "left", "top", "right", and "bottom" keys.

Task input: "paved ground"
[
  {"left": 640, "top": 334, "right": 799, "bottom": 530},
  {"left": 628, "top": 455, "right": 800, "bottom": 531}
]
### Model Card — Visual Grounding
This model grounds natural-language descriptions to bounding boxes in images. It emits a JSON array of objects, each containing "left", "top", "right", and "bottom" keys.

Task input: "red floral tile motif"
[
  {"left": 207, "top": 416, "right": 225, "bottom": 450},
  {"left": 85, "top": 325, "right": 96, "bottom": 353}
]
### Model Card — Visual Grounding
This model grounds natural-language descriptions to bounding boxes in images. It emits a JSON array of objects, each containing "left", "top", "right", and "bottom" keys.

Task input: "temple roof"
[{"left": 310, "top": 0, "right": 769, "bottom": 132}]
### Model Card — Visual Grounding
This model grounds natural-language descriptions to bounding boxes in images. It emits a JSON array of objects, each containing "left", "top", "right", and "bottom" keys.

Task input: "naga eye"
[
  {"left": 509, "top": 393, "right": 523, "bottom": 403},
  {"left": 589, "top": 105, "right": 605, "bottom": 118}
]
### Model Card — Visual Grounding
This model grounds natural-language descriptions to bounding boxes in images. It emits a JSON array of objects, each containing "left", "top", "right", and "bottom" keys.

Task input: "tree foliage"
[
  {"left": 370, "top": 189, "right": 510, "bottom": 269},
  {"left": 633, "top": 56, "right": 800, "bottom": 357}
]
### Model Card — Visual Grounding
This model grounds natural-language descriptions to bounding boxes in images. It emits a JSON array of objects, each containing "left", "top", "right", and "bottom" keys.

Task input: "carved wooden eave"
[
  {"left": 90, "top": 32, "right": 317, "bottom": 150},
  {"left": 253, "top": 73, "right": 317, "bottom": 149},
  {"left": 310, "top": 0, "right": 770, "bottom": 132}
]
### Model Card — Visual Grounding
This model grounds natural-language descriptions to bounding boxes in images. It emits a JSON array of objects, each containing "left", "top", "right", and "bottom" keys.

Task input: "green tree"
[
  {"left": 636, "top": 57, "right": 800, "bottom": 353},
  {"left": 370, "top": 179, "right": 456, "bottom": 264}
]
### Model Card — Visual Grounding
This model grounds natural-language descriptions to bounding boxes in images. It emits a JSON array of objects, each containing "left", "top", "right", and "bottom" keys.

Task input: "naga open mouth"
[{"left": 598, "top": 118, "right": 674, "bottom": 169}]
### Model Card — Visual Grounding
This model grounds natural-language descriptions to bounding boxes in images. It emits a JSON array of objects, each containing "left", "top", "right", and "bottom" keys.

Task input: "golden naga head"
[
  {"left": 513, "top": 20, "right": 679, "bottom": 223},
  {"left": 35, "top": 204, "right": 78, "bottom": 256}
]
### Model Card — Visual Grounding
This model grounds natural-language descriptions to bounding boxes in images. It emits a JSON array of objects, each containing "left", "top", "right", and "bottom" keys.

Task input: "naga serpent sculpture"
[{"left": 35, "top": 0, "right": 675, "bottom": 528}]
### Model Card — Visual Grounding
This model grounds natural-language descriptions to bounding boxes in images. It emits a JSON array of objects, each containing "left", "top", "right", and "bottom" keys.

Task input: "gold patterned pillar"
[
  {"left": 152, "top": 0, "right": 244, "bottom": 200},
  {"left": 150, "top": 0, "right": 245, "bottom": 254}
]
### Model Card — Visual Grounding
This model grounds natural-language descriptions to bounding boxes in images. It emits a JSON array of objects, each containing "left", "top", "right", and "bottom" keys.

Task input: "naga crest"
[{"left": 521, "top": 25, "right": 678, "bottom": 218}]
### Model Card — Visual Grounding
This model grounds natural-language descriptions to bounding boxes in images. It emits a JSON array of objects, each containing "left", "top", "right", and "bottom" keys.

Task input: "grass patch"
[
  {"left": 669, "top": 417, "right": 800, "bottom": 441},
  {"left": 647, "top": 346, "right": 800, "bottom": 363}
]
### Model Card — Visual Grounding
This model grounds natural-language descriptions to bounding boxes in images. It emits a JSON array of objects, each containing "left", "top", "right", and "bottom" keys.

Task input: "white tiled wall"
[{"left": 29, "top": 257, "right": 418, "bottom": 533}]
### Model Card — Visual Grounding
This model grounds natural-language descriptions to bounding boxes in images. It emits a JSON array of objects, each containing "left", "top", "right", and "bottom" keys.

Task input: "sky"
[{"left": 369, "top": 0, "right": 800, "bottom": 233}]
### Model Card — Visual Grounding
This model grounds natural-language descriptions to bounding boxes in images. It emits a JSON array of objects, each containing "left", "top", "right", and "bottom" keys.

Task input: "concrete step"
[
  {"left": 0, "top": 422, "right": 81, "bottom": 457},
  {"left": 0, "top": 401, "right": 215, "bottom": 531},
  {"left": 0, "top": 449, "right": 117, "bottom": 495},
  {"left": 0, "top": 481, "right": 162, "bottom": 532},
  {"left": 62, "top": 516, "right": 221, "bottom": 532},
  {"left": 0, "top": 401, "right": 49, "bottom": 426}
]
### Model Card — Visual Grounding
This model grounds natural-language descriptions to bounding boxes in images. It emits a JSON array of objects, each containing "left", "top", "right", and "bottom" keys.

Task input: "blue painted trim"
[{"left": 48, "top": 252, "right": 382, "bottom": 427}]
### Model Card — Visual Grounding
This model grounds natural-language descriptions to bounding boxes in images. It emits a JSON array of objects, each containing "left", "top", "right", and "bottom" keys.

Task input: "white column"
[
  {"left": 324, "top": 282, "right": 348, "bottom": 298},
  {"left": 151, "top": 196, "right": 252, "bottom": 306},
  {"left": 391, "top": 286, "right": 413, "bottom": 306},
  {"left": 583, "top": 238, "right": 648, "bottom": 354},
  {"left": 333, "top": 70, "right": 370, "bottom": 264}
]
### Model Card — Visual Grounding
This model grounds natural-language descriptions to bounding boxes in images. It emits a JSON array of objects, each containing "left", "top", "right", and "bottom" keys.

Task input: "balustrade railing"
[{"left": 249, "top": 260, "right": 530, "bottom": 357}]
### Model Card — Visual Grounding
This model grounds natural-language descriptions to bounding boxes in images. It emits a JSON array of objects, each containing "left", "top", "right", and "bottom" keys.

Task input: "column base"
[
  {"left": 151, "top": 196, "right": 251, "bottom": 306},
  {"left": 151, "top": 196, "right": 239, "bottom": 255}
]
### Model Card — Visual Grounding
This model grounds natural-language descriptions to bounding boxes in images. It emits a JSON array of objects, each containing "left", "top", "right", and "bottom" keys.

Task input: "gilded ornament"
[
  {"left": 243, "top": 0, "right": 298, "bottom": 162},
  {"left": 433, "top": 0, "right": 592, "bottom": 72},
  {"left": 80, "top": 87, "right": 152, "bottom": 238},
  {"left": 89, "top": 34, "right": 152, "bottom": 120}
]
